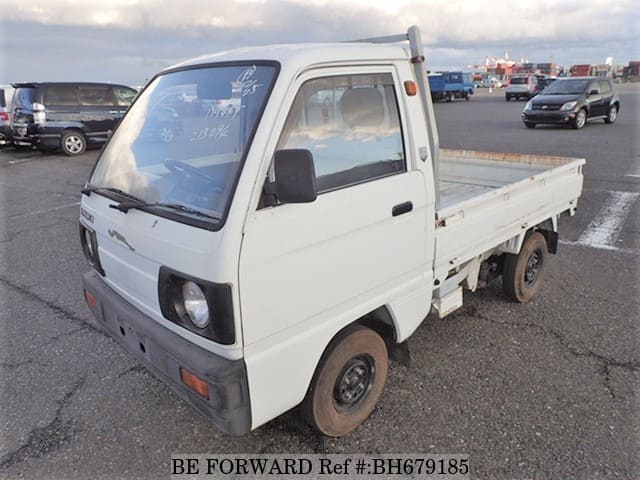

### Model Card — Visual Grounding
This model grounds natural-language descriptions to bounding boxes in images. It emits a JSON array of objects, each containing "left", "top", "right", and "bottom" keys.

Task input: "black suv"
[
  {"left": 10, "top": 82, "right": 136, "bottom": 155},
  {"left": 521, "top": 77, "right": 619, "bottom": 129}
]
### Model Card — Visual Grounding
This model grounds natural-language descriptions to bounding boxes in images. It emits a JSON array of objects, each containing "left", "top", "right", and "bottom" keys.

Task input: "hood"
[{"left": 531, "top": 93, "right": 582, "bottom": 106}]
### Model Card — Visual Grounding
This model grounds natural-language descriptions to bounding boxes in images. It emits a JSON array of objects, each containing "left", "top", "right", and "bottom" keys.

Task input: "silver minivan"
[{"left": 505, "top": 75, "right": 539, "bottom": 101}]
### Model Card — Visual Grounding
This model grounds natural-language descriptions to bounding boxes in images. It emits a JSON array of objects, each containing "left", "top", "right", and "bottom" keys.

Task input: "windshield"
[
  {"left": 13, "top": 87, "right": 36, "bottom": 109},
  {"left": 89, "top": 64, "right": 277, "bottom": 228},
  {"left": 542, "top": 79, "right": 590, "bottom": 95},
  {"left": 510, "top": 77, "right": 528, "bottom": 85}
]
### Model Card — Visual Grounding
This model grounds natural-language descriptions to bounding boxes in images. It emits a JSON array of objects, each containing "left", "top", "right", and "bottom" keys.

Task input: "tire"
[
  {"left": 465, "top": 93, "right": 470, "bottom": 101},
  {"left": 447, "top": 92, "right": 454, "bottom": 103},
  {"left": 604, "top": 104, "right": 618, "bottom": 124},
  {"left": 524, "top": 122, "right": 536, "bottom": 129},
  {"left": 61, "top": 130, "right": 86, "bottom": 156},
  {"left": 502, "top": 232, "right": 548, "bottom": 303},
  {"left": 505, "top": 95, "right": 510, "bottom": 101},
  {"left": 571, "top": 109, "right": 587, "bottom": 129},
  {"left": 301, "top": 325, "right": 388, "bottom": 437}
]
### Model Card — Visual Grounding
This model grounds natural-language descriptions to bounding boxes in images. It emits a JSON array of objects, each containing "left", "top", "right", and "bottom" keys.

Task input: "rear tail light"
[
  {"left": 0, "top": 112, "right": 9, "bottom": 122},
  {"left": 79, "top": 223, "right": 105, "bottom": 276},
  {"left": 32, "top": 102, "right": 46, "bottom": 125}
]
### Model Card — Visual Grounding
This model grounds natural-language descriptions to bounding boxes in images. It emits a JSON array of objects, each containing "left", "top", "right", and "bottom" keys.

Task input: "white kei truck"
[{"left": 80, "top": 26, "right": 585, "bottom": 437}]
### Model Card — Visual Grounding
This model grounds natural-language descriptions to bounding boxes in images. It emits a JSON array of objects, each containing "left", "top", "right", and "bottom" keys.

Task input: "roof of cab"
[{"left": 166, "top": 43, "right": 411, "bottom": 72}]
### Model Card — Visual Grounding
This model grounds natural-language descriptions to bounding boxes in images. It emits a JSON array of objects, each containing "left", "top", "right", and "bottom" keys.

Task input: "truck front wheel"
[
  {"left": 301, "top": 325, "right": 388, "bottom": 437},
  {"left": 502, "top": 232, "right": 548, "bottom": 303}
]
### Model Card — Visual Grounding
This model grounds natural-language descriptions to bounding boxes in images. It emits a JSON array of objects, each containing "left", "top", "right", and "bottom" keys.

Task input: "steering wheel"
[{"left": 163, "top": 160, "right": 223, "bottom": 192}]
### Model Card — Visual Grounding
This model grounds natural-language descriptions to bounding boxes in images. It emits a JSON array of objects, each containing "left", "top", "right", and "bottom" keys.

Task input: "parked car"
[
  {"left": 480, "top": 77, "right": 502, "bottom": 88},
  {"left": 10, "top": 82, "right": 137, "bottom": 156},
  {"left": 521, "top": 77, "right": 619, "bottom": 129},
  {"left": 505, "top": 75, "right": 539, "bottom": 101},
  {"left": 0, "top": 86, "right": 14, "bottom": 146}
]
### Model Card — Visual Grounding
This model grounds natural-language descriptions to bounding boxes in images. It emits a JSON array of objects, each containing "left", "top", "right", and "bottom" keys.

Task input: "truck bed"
[{"left": 434, "top": 148, "right": 585, "bottom": 278}]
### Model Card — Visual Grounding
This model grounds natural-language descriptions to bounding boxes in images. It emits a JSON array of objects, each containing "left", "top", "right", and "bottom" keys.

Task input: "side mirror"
[
  {"left": 274, "top": 149, "right": 317, "bottom": 204},
  {"left": 589, "top": 89, "right": 599, "bottom": 96}
]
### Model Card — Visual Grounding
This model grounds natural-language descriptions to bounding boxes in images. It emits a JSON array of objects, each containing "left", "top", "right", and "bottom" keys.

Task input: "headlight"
[
  {"left": 560, "top": 101, "right": 578, "bottom": 111},
  {"left": 158, "top": 266, "right": 235, "bottom": 344},
  {"left": 79, "top": 223, "right": 105, "bottom": 276},
  {"left": 182, "top": 281, "right": 210, "bottom": 328},
  {"left": 524, "top": 100, "right": 533, "bottom": 111},
  {"left": 84, "top": 228, "right": 94, "bottom": 258}
]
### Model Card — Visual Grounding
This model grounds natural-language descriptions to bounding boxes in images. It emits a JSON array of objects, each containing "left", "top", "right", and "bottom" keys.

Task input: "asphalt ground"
[{"left": 1, "top": 83, "right": 638, "bottom": 480}]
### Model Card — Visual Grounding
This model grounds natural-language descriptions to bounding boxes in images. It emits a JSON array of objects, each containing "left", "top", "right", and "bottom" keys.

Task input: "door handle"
[
  {"left": 392, "top": 201, "right": 413, "bottom": 217},
  {"left": 109, "top": 110, "right": 118, "bottom": 114}
]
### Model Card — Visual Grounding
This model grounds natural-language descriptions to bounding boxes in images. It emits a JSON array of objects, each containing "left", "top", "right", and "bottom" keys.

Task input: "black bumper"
[
  {"left": 82, "top": 271, "right": 252, "bottom": 435},
  {"left": 522, "top": 110, "right": 575, "bottom": 124}
]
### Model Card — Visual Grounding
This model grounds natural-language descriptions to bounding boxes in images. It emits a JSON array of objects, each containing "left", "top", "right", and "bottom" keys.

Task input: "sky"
[{"left": 1, "top": 0, "right": 638, "bottom": 86}]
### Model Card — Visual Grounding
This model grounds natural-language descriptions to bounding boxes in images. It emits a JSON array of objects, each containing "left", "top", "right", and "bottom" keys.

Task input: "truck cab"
[{"left": 80, "top": 27, "right": 584, "bottom": 437}]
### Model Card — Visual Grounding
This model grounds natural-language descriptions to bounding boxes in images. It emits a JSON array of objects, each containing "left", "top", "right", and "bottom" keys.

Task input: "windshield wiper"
[
  {"left": 84, "top": 185, "right": 219, "bottom": 221},
  {"left": 82, "top": 186, "right": 144, "bottom": 203},
  {"left": 154, "top": 202, "right": 220, "bottom": 220},
  {"left": 109, "top": 199, "right": 219, "bottom": 220}
]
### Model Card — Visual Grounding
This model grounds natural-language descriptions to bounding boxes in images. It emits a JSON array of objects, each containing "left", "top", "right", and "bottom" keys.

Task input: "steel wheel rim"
[
  {"left": 576, "top": 110, "right": 586, "bottom": 128},
  {"left": 609, "top": 106, "right": 617, "bottom": 122},
  {"left": 65, "top": 135, "right": 84, "bottom": 153},
  {"left": 160, "top": 127, "right": 174, "bottom": 143},
  {"left": 524, "top": 249, "right": 543, "bottom": 286},
  {"left": 333, "top": 355, "right": 375, "bottom": 412}
]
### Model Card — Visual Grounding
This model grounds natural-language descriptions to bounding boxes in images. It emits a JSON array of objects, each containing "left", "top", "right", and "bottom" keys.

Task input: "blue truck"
[{"left": 428, "top": 72, "right": 475, "bottom": 102}]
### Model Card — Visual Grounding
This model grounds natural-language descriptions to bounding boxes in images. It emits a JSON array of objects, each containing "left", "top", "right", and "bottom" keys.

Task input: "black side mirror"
[
  {"left": 274, "top": 149, "right": 317, "bottom": 204},
  {"left": 589, "top": 89, "right": 599, "bottom": 96}
]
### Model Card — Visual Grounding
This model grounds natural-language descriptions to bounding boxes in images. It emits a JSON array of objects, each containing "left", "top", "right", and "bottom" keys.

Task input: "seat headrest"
[{"left": 340, "top": 87, "right": 384, "bottom": 128}]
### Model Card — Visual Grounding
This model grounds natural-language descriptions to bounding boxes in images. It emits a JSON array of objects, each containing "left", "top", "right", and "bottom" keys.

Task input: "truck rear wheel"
[
  {"left": 502, "top": 232, "right": 548, "bottom": 303},
  {"left": 301, "top": 325, "right": 388, "bottom": 437}
]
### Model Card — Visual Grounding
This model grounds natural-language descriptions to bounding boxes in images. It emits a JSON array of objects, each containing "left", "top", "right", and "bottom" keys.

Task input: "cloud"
[
  {"left": 4, "top": 0, "right": 638, "bottom": 44},
  {"left": 1, "top": 0, "right": 638, "bottom": 85}
]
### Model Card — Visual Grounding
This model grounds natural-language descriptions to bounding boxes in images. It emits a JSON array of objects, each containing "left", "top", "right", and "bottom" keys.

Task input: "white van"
[{"left": 80, "top": 27, "right": 584, "bottom": 436}]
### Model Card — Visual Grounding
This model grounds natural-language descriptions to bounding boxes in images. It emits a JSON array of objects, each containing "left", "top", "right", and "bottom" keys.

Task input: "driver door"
[{"left": 239, "top": 67, "right": 427, "bottom": 346}]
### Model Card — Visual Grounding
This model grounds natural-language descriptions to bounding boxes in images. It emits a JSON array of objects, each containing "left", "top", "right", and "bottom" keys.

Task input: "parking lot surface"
[{"left": 1, "top": 84, "right": 638, "bottom": 479}]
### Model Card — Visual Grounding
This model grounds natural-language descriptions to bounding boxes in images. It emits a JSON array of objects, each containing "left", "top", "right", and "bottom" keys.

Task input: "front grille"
[{"left": 532, "top": 104, "right": 561, "bottom": 111}]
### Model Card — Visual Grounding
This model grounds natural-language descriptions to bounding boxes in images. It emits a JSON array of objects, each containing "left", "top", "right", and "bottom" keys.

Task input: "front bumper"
[
  {"left": 522, "top": 110, "right": 576, "bottom": 124},
  {"left": 82, "top": 271, "right": 251, "bottom": 435}
]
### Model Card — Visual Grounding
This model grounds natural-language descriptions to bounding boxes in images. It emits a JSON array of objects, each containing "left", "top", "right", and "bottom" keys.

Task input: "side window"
[
  {"left": 78, "top": 86, "right": 115, "bottom": 106},
  {"left": 598, "top": 80, "right": 611, "bottom": 94},
  {"left": 114, "top": 87, "right": 136, "bottom": 106},
  {"left": 45, "top": 86, "right": 78, "bottom": 106},
  {"left": 588, "top": 81, "right": 600, "bottom": 94},
  {"left": 276, "top": 73, "right": 405, "bottom": 193}
]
